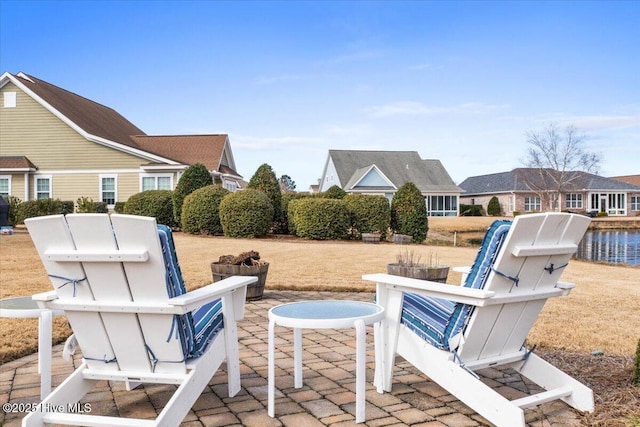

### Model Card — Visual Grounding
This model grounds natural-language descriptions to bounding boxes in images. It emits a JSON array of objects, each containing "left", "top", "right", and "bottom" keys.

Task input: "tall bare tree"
[{"left": 522, "top": 123, "right": 601, "bottom": 211}]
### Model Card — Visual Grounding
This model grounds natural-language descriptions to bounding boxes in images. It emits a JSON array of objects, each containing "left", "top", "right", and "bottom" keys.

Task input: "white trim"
[
  {"left": 34, "top": 175, "right": 52, "bottom": 199},
  {"left": 99, "top": 174, "right": 117, "bottom": 206},
  {"left": 0, "top": 167, "right": 36, "bottom": 173},
  {"left": 140, "top": 164, "right": 188, "bottom": 172},
  {"left": 31, "top": 169, "right": 140, "bottom": 175}
]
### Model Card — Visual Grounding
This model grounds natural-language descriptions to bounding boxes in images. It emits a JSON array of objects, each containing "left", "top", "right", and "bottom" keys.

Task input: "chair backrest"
[
  {"left": 26, "top": 214, "right": 193, "bottom": 374},
  {"left": 457, "top": 212, "right": 590, "bottom": 361}
]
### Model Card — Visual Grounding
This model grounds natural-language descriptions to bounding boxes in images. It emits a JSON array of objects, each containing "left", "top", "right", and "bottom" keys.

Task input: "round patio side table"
[
  {"left": 0, "top": 296, "right": 64, "bottom": 400},
  {"left": 267, "top": 300, "right": 385, "bottom": 423}
]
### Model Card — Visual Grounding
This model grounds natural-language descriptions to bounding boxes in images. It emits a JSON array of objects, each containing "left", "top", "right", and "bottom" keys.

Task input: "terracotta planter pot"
[
  {"left": 211, "top": 262, "right": 269, "bottom": 301},
  {"left": 387, "top": 263, "right": 449, "bottom": 283}
]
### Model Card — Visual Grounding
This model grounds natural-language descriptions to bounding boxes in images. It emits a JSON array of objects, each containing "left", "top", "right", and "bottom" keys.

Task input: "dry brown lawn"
[{"left": 1, "top": 216, "right": 638, "bottom": 425}]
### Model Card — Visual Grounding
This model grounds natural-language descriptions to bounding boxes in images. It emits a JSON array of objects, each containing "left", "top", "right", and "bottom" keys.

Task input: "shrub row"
[{"left": 6, "top": 197, "right": 108, "bottom": 225}]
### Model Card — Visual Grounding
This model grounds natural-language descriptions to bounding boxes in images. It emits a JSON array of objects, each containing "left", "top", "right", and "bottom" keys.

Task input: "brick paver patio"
[{"left": 0, "top": 291, "right": 581, "bottom": 426}]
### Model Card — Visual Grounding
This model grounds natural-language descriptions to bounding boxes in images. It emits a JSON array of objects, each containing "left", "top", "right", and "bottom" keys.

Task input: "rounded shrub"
[
  {"left": 322, "top": 185, "right": 347, "bottom": 199},
  {"left": 219, "top": 189, "right": 274, "bottom": 238},
  {"left": 278, "top": 192, "right": 310, "bottom": 235},
  {"left": 124, "top": 190, "right": 176, "bottom": 227},
  {"left": 248, "top": 164, "right": 282, "bottom": 231},
  {"left": 291, "top": 198, "right": 350, "bottom": 240},
  {"left": 487, "top": 196, "right": 502, "bottom": 216},
  {"left": 14, "top": 198, "right": 69, "bottom": 223},
  {"left": 181, "top": 185, "right": 230, "bottom": 235},
  {"left": 172, "top": 163, "right": 213, "bottom": 225},
  {"left": 344, "top": 194, "right": 390, "bottom": 240},
  {"left": 391, "top": 182, "right": 428, "bottom": 243}
]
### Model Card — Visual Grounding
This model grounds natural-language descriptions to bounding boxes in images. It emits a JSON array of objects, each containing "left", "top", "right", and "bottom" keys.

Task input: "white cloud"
[
  {"left": 367, "top": 101, "right": 511, "bottom": 118},
  {"left": 255, "top": 73, "right": 313, "bottom": 85},
  {"left": 231, "top": 134, "right": 325, "bottom": 150}
]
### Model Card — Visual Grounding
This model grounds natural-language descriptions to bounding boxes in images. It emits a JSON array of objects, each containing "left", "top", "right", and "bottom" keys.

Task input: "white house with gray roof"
[
  {"left": 318, "top": 150, "right": 462, "bottom": 216},
  {"left": 459, "top": 168, "right": 640, "bottom": 217}
]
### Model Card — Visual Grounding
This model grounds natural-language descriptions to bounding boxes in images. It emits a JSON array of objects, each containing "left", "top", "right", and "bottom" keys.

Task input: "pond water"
[{"left": 575, "top": 230, "right": 640, "bottom": 266}]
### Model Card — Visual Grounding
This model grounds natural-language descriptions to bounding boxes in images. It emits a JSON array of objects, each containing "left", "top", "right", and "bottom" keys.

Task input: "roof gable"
[
  {"left": 345, "top": 164, "right": 396, "bottom": 190},
  {"left": 130, "top": 134, "right": 240, "bottom": 176},
  {"left": 328, "top": 150, "right": 460, "bottom": 193}
]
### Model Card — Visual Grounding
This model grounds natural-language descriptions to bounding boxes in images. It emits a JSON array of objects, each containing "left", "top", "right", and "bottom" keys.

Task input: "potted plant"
[
  {"left": 211, "top": 251, "right": 269, "bottom": 300},
  {"left": 387, "top": 249, "right": 449, "bottom": 283}
]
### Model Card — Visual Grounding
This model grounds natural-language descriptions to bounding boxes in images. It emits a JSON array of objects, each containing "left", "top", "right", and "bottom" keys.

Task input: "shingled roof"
[
  {"left": 459, "top": 168, "right": 640, "bottom": 195},
  {"left": 14, "top": 73, "right": 146, "bottom": 148},
  {"left": 329, "top": 150, "right": 461, "bottom": 193},
  {"left": 0, "top": 156, "right": 37, "bottom": 171}
]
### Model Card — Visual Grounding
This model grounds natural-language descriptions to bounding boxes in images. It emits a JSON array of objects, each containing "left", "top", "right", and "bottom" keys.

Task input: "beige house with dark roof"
[{"left": 0, "top": 71, "right": 243, "bottom": 207}]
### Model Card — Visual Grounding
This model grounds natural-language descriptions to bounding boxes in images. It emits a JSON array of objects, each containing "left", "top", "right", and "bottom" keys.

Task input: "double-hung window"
[
  {"left": 0, "top": 176, "right": 10, "bottom": 199},
  {"left": 631, "top": 196, "right": 640, "bottom": 211},
  {"left": 35, "top": 176, "right": 52, "bottom": 199},
  {"left": 100, "top": 175, "right": 117, "bottom": 206}
]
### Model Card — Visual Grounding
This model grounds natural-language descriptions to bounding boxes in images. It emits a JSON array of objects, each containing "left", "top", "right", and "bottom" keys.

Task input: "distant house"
[
  {"left": 318, "top": 150, "right": 462, "bottom": 216},
  {"left": 459, "top": 168, "right": 640, "bottom": 217},
  {"left": 0, "top": 71, "right": 243, "bottom": 208}
]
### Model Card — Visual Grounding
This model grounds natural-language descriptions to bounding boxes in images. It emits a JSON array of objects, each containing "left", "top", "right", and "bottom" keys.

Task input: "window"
[
  {"left": 508, "top": 196, "right": 514, "bottom": 213},
  {"left": 631, "top": 196, "right": 640, "bottom": 211},
  {"left": 0, "top": 176, "right": 10, "bottom": 198},
  {"left": 524, "top": 196, "right": 541, "bottom": 212},
  {"left": 141, "top": 174, "right": 172, "bottom": 191},
  {"left": 565, "top": 193, "right": 583, "bottom": 209},
  {"left": 3, "top": 92, "right": 16, "bottom": 108},
  {"left": 426, "top": 195, "right": 458, "bottom": 216},
  {"left": 35, "top": 176, "right": 51, "bottom": 199},
  {"left": 100, "top": 176, "right": 116, "bottom": 205}
]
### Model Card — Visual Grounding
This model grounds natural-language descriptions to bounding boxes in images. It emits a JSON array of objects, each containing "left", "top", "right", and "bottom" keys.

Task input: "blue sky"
[{"left": 1, "top": 1, "right": 638, "bottom": 190}]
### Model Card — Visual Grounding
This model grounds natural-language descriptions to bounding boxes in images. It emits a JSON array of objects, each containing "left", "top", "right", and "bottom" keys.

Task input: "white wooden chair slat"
[{"left": 365, "top": 213, "right": 594, "bottom": 427}]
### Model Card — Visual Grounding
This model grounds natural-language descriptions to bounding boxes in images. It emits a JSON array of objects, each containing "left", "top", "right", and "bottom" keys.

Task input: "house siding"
[
  {"left": 1, "top": 82, "right": 146, "bottom": 170},
  {"left": 319, "top": 158, "right": 340, "bottom": 192}
]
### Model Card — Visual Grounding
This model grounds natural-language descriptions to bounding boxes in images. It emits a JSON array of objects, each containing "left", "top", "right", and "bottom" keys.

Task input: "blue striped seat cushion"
[
  {"left": 157, "top": 225, "right": 224, "bottom": 360},
  {"left": 401, "top": 220, "right": 512, "bottom": 350}
]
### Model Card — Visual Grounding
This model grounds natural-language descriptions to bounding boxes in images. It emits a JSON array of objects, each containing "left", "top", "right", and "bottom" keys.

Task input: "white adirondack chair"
[
  {"left": 23, "top": 214, "right": 257, "bottom": 427},
  {"left": 363, "top": 212, "right": 594, "bottom": 427}
]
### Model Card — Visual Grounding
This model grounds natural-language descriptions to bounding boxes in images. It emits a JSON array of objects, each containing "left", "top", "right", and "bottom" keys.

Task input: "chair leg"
[
  {"left": 515, "top": 353, "right": 594, "bottom": 412},
  {"left": 23, "top": 363, "right": 97, "bottom": 427}
]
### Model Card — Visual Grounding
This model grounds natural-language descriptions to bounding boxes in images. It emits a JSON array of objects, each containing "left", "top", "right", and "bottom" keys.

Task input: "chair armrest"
[
  {"left": 32, "top": 290, "right": 58, "bottom": 302},
  {"left": 452, "top": 266, "right": 471, "bottom": 274},
  {"left": 169, "top": 275, "right": 256, "bottom": 307},
  {"left": 363, "top": 273, "right": 495, "bottom": 306}
]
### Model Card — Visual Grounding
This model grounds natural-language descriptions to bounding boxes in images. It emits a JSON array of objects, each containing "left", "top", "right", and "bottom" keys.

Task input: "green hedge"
[
  {"left": 172, "top": 163, "right": 213, "bottom": 225},
  {"left": 321, "top": 185, "right": 347, "bottom": 199},
  {"left": 75, "top": 197, "right": 107, "bottom": 213},
  {"left": 279, "top": 192, "right": 310, "bottom": 235},
  {"left": 248, "top": 164, "right": 282, "bottom": 231},
  {"left": 219, "top": 189, "right": 274, "bottom": 238},
  {"left": 460, "top": 204, "right": 484, "bottom": 216},
  {"left": 487, "top": 196, "right": 502, "bottom": 216},
  {"left": 391, "top": 182, "right": 428, "bottom": 243},
  {"left": 344, "top": 194, "right": 390, "bottom": 240},
  {"left": 181, "top": 185, "right": 230, "bottom": 235},
  {"left": 14, "top": 198, "right": 74, "bottom": 224},
  {"left": 124, "top": 190, "right": 176, "bottom": 227},
  {"left": 290, "top": 198, "right": 350, "bottom": 240}
]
